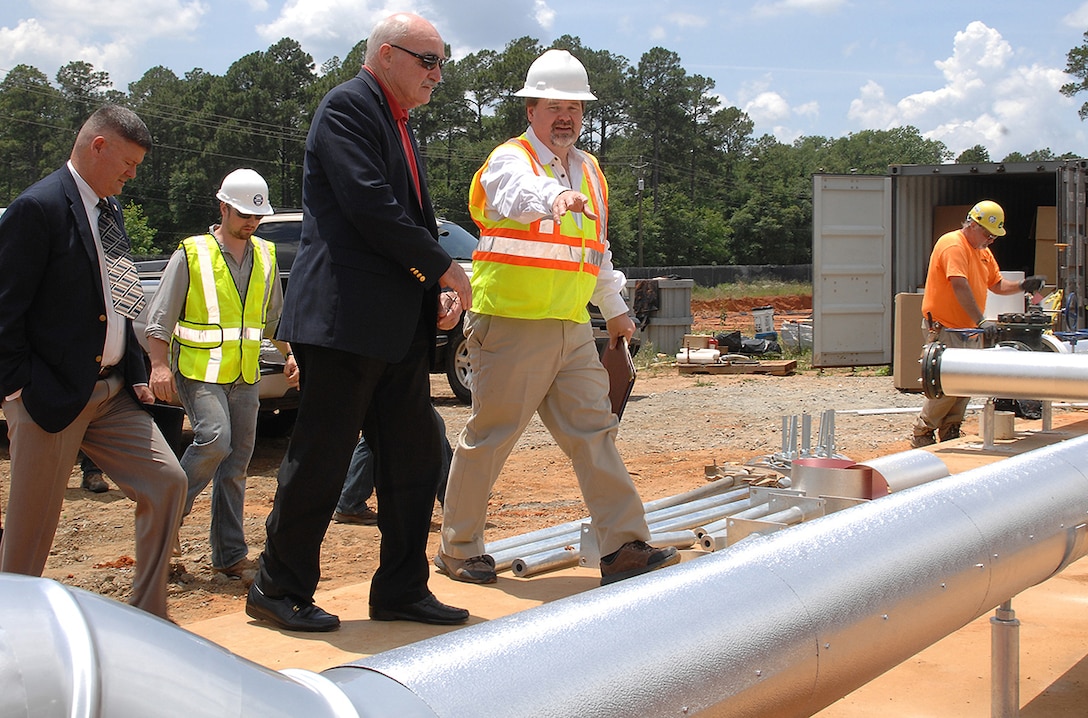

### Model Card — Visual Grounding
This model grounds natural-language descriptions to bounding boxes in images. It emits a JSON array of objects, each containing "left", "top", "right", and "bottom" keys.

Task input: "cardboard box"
[
  {"left": 932, "top": 205, "right": 974, "bottom": 245},
  {"left": 893, "top": 292, "right": 925, "bottom": 392},
  {"left": 1033, "top": 206, "right": 1059, "bottom": 282}
]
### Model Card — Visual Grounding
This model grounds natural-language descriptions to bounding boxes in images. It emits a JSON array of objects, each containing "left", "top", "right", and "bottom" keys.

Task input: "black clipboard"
[{"left": 600, "top": 337, "right": 636, "bottom": 420}]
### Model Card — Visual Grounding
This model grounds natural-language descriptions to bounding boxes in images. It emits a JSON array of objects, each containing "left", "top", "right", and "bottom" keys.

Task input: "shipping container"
[{"left": 812, "top": 160, "right": 1088, "bottom": 368}]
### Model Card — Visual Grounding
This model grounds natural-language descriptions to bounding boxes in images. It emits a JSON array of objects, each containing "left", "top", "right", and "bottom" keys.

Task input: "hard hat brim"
[
  {"left": 216, "top": 190, "right": 274, "bottom": 216},
  {"left": 513, "top": 87, "right": 598, "bottom": 101}
]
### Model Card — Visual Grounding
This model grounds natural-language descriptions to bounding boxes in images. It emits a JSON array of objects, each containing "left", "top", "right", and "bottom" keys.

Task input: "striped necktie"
[{"left": 96, "top": 199, "right": 146, "bottom": 319}]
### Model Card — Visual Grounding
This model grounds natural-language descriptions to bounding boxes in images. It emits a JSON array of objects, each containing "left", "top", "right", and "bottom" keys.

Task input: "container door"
[{"left": 812, "top": 174, "right": 893, "bottom": 367}]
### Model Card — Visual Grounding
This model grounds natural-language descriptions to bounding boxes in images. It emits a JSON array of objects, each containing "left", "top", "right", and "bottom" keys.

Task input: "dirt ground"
[{"left": 0, "top": 295, "right": 988, "bottom": 627}]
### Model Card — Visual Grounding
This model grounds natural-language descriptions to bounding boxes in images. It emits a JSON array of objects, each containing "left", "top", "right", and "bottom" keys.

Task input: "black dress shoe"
[
  {"left": 369, "top": 594, "right": 469, "bottom": 625},
  {"left": 245, "top": 582, "right": 340, "bottom": 632}
]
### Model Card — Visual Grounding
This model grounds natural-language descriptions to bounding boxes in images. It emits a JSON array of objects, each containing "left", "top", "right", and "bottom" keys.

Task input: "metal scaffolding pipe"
[
  {"left": 922, "top": 343, "right": 1088, "bottom": 402},
  {"left": 484, "top": 476, "right": 743, "bottom": 559},
  {"left": 510, "top": 530, "right": 698, "bottom": 578},
  {"left": 6, "top": 437, "right": 1088, "bottom": 717}
]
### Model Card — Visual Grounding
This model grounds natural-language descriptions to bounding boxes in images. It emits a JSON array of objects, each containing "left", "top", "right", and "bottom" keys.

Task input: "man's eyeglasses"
[{"left": 389, "top": 43, "right": 447, "bottom": 71}]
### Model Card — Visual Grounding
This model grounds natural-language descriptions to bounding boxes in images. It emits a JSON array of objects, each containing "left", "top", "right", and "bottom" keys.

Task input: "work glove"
[
  {"left": 1019, "top": 275, "right": 1045, "bottom": 293},
  {"left": 977, "top": 319, "right": 999, "bottom": 342}
]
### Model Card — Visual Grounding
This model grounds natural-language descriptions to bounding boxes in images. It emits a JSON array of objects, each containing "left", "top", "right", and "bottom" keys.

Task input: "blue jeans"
[
  {"left": 337, "top": 407, "right": 451, "bottom": 514},
  {"left": 176, "top": 375, "right": 259, "bottom": 569}
]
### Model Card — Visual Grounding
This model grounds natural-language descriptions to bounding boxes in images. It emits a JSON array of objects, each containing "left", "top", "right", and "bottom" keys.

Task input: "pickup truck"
[{"left": 136, "top": 212, "right": 636, "bottom": 435}]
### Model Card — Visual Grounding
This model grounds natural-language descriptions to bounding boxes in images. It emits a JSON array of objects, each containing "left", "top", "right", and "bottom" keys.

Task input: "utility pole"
[{"left": 633, "top": 156, "right": 648, "bottom": 267}]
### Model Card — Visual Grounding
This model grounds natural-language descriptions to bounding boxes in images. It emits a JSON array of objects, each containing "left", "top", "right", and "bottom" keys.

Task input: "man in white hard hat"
[
  {"left": 145, "top": 168, "right": 296, "bottom": 580},
  {"left": 911, "top": 199, "right": 1045, "bottom": 447},
  {"left": 436, "top": 49, "right": 679, "bottom": 586}
]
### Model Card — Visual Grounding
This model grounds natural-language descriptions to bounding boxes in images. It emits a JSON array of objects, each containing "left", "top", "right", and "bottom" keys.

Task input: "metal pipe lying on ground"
[
  {"left": 6, "top": 437, "right": 1088, "bottom": 717},
  {"left": 484, "top": 474, "right": 745, "bottom": 559},
  {"left": 511, "top": 530, "right": 698, "bottom": 578},
  {"left": 700, "top": 501, "right": 775, "bottom": 551},
  {"left": 346, "top": 435, "right": 1088, "bottom": 718}
]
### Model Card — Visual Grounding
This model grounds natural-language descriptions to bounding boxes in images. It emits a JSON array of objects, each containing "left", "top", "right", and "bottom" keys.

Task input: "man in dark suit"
[
  {"left": 0, "top": 105, "right": 187, "bottom": 620},
  {"left": 245, "top": 12, "right": 472, "bottom": 632}
]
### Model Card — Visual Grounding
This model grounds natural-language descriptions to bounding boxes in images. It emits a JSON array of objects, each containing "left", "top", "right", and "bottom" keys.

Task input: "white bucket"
[{"left": 752, "top": 306, "right": 774, "bottom": 335}]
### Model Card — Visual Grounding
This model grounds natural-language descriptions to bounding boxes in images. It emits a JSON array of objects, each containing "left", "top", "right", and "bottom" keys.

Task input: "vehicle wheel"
[
  {"left": 257, "top": 408, "right": 297, "bottom": 438},
  {"left": 445, "top": 332, "right": 472, "bottom": 404}
]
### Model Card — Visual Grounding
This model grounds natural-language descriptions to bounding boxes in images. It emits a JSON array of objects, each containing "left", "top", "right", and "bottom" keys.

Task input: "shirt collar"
[
  {"left": 524, "top": 126, "right": 583, "bottom": 168},
  {"left": 67, "top": 160, "right": 104, "bottom": 212},
  {"left": 364, "top": 66, "right": 408, "bottom": 122}
]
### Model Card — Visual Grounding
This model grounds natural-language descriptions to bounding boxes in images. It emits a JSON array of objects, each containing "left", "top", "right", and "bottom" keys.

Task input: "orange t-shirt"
[{"left": 920, "top": 229, "right": 1002, "bottom": 329}]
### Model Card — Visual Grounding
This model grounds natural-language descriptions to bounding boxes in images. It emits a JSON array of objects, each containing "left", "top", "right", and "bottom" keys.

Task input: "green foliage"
[
  {"left": 122, "top": 201, "right": 158, "bottom": 257},
  {"left": 0, "top": 33, "right": 1080, "bottom": 268}
]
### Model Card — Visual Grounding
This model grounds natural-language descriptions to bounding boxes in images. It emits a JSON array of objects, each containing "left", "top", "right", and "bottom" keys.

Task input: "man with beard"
[
  {"left": 145, "top": 168, "right": 296, "bottom": 581},
  {"left": 436, "top": 49, "right": 679, "bottom": 587}
]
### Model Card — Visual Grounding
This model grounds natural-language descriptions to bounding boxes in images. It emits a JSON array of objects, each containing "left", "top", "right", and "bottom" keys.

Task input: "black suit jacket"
[
  {"left": 0, "top": 167, "right": 147, "bottom": 433},
  {"left": 277, "top": 69, "right": 453, "bottom": 361}
]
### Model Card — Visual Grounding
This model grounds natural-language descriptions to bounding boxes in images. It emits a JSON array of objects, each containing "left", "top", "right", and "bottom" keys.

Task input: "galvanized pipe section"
[
  {"left": 922, "top": 344, "right": 1088, "bottom": 402},
  {"left": 342, "top": 435, "right": 1088, "bottom": 718},
  {"left": 991, "top": 601, "right": 1020, "bottom": 718}
]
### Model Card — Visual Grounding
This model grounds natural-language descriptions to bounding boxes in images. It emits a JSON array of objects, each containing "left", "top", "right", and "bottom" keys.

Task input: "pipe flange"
[{"left": 920, "top": 341, "right": 945, "bottom": 399}]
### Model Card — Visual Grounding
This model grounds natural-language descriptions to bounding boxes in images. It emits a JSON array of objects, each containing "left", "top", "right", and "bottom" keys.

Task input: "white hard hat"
[
  {"left": 514, "top": 49, "right": 597, "bottom": 101},
  {"left": 216, "top": 168, "right": 274, "bottom": 216}
]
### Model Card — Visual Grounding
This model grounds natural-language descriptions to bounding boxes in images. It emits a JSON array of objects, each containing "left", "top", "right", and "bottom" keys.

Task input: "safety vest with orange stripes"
[{"left": 468, "top": 135, "right": 608, "bottom": 322}]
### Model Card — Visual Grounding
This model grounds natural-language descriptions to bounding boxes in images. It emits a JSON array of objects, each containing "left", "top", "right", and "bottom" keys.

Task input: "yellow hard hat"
[{"left": 967, "top": 200, "right": 1005, "bottom": 237}]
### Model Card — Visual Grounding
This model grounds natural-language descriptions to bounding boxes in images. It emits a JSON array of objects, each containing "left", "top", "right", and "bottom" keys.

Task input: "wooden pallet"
[{"left": 677, "top": 359, "right": 797, "bottom": 376}]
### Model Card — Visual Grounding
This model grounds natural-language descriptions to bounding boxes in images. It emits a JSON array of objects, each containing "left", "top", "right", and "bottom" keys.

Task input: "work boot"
[
  {"left": 938, "top": 423, "right": 962, "bottom": 442},
  {"left": 332, "top": 505, "right": 378, "bottom": 525},
  {"left": 599, "top": 541, "right": 680, "bottom": 586},
  {"left": 434, "top": 552, "right": 497, "bottom": 584},
  {"left": 910, "top": 431, "right": 936, "bottom": 448},
  {"left": 81, "top": 470, "right": 109, "bottom": 493}
]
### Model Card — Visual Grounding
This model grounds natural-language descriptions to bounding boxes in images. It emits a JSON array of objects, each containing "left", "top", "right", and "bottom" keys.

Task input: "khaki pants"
[
  {"left": 1, "top": 374, "right": 186, "bottom": 618},
  {"left": 913, "top": 321, "right": 983, "bottom": 437},
  {"left": 441, "top": 314, "right": 649, "bottom": 559}
]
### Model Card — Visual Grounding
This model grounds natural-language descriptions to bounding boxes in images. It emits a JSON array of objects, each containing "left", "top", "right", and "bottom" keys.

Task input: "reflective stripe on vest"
[
  {"left": 173, "top": 234, "right": 275, "bottom": 384},
  {"left": 468, "top": 136, "right": 607, "bottom": 321}
]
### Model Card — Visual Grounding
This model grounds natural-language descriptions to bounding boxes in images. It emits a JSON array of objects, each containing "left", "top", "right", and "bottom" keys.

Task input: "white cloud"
[
  {"left": 1062, "top": 2, "right": 1088, "bottom": 28},
  {"left": 846, "top": 21, "right": 1085, "bottom": 158},
  {"left": 667, "top": 12, "right": 706, "bottom": 30},
  {"left": 257, "top": 0, "right": 389, "bottom": 60},
  {"left": 0, "top": 0, "right": 207, "bottom": 87},
  {"left": 752, "top": 0, "right": 848, "bottom": 19}
]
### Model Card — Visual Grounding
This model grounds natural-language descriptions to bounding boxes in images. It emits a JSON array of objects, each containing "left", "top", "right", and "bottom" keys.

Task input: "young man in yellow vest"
[
  {"left": 436, "top": 50, "right": 680, "bottom": 586},
  {"left": 145, "top": 169, "right": 297, "bottom": 580}
]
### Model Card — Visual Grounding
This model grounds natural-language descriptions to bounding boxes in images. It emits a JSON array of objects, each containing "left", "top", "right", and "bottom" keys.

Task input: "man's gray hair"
[{"left": 364, "top": 14, "right": 413, "bottom": 66}]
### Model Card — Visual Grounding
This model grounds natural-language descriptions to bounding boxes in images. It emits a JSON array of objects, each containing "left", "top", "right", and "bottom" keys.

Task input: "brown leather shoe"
[
  {"left": 81, "top": 471, "right": 109, "bottom": 493},
  {"left": 600, "top": 541, "right": 680, "bottom": 585},
  {"left": 332, "top": 506, "right": 378, "bottom": 525},
  {"left": 434, "top": 552, "right": 497, "bottom": 584},
  {"left": 214, "top": 557, "right": 259, "bottom": 580}
]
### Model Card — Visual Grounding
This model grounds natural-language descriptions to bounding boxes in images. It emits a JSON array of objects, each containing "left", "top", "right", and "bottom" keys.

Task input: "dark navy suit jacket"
[
  {"left": 277, "top": 69, "right": 453, "bottom": 361},
  {"left": 0, "top": 167, "right": 146, "bottom": 433}
]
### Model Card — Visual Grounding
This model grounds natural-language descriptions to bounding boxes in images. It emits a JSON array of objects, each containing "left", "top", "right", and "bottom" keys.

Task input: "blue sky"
[{"left": 2, "top": 0, "right": 1088, "bottom": 159}]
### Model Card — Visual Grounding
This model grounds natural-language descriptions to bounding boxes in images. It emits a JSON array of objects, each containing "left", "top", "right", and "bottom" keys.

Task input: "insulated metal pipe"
[
  {"left": 7, "top": 438, "right": 1088, "bottom": 718},
  {"left": 922, "top": 344, "right": 1088, "bottom": 402},
  {"left": 344, "top": 435, "right": 1088, "bottom": 717}
]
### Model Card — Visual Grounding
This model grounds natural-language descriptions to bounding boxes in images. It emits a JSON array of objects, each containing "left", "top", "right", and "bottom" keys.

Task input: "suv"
[{"left": 137, "top": 212, "right": 636, "bottom": 433}]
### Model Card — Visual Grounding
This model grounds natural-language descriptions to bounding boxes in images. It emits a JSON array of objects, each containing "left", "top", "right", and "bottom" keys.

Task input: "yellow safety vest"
[
  {"left": 468, "top": 135, "right": 608, "bottom": 322},
  {"left": 173, "top": 234, "right": 276, "bottom": 384}
]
